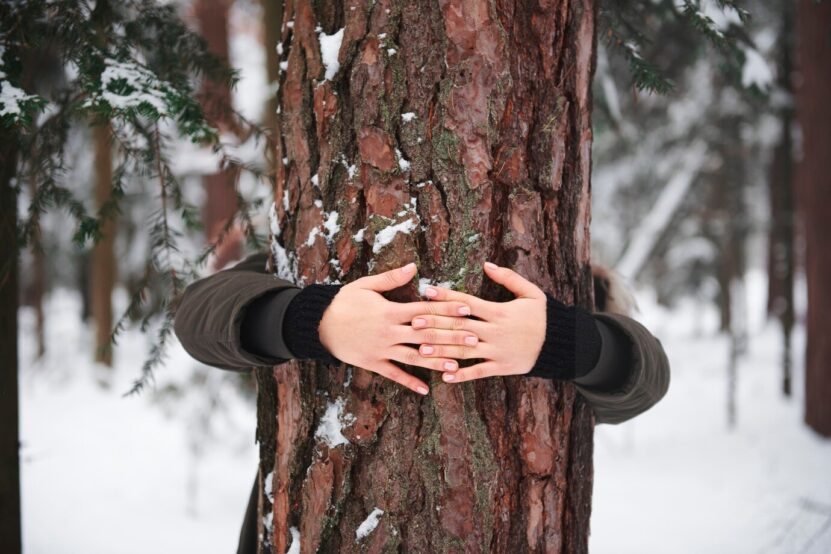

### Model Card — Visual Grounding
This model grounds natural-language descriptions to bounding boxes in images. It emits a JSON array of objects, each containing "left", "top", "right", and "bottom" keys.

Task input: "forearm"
[
  {"left": 241, "top": 284, "right": 342, "bottom": 365},
  {"left": 173, "top": 253, "right": 301, "bottom": 370},
  {"left": 526, "top": 294, "right": 631, "bottom": 391},
  {"left": 524, "top": 294, "right": 669, "bottom": 424}
]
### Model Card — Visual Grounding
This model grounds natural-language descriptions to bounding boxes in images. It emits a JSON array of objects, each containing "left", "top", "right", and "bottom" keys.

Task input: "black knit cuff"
[
  {"left": 282, "top": 284, "right": 343, "bottom": 365},
  {"left": 526, "top": 294, "right": 601, "bottom": 381}
]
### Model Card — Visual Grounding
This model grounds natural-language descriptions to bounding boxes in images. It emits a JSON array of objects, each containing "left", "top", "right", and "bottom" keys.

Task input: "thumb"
[
  {"left": 358, "top": 262, "right": 417, "bottom": 292},
  {"left": 483, "top": 262, "right": 543, "bottom": 299}
]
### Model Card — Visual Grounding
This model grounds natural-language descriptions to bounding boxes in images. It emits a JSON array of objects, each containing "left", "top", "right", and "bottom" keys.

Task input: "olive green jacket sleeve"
[
  {"left": 173, "top": 253, "right": 301, "bottom": 371},
  {"left": 575, "top": 312, "right": 670, "bottom": 425}
]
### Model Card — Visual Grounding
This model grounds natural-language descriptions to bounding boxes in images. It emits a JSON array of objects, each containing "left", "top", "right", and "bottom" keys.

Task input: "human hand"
[
  {"left": 412, "top": 262, "right": 547, "bottom": 384},
  {"left": 318, "top": 263, "right": 480, "bottom": 395}
]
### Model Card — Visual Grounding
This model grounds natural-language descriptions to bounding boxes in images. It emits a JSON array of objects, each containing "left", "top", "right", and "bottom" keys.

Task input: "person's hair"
[{"left": 592, "top": 265, "right": 635, "bottom": 315}]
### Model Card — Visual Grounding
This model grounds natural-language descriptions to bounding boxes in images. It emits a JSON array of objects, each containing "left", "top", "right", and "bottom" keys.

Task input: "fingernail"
[
  {"left": 413, "top": 318, "right": 426, "bottom": 328},
  {"left": 484, "top": 261, "right": 498, "bottom": 270},
  {"left": 417, "top": 386, "right": 429, "bottom": 395},
  {"left": 421, "top": 345, "right": 434, "bottom": 355},
  {"left": 464, "top": 335, "right": 477, "bottom": 346},
  {"left": 458, "top": 306, "right": 471, "bottom": 316},
  {"left": 424, "top": 287, "right": 437, "bottom": 298},
  {"left": 401, "top": 262, "right": 416, "bottom": 274},
  {"left": 443, "top": 373, "right": 456, "bottom": 382},
  {"left": 444, "top": 361, "right": 456, "bottom": 371}
]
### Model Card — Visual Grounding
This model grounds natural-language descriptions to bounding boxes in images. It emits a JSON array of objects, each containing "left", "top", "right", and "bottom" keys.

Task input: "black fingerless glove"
[
  {"left": 525, "top": 293, "right": 601, "bottom": 381},
  {"left": 282, "top": 284, "right": 343, "bottom": 365}
]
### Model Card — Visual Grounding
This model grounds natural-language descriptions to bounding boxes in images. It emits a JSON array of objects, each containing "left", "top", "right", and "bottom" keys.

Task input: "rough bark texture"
[
  {"left": 195, "top": 0, "right": 244, "bottom": 270},
  {"left": 0, "top": 133, "right": 22, "bottom": 554},
  {"left": 91, "top": 123, "right": 116, "bottom": 366},
  {"left": 258, "top": 1, "right": 596, "bottom": 551},
  {"left": 796, "top": 0, "right": 831, "bottom": 438}
]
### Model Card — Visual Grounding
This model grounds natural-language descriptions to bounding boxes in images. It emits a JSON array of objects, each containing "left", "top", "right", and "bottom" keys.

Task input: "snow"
[
  {"left": 264, "top": 471, "right": 274, "bottom": 503},
  {"left": 614, "top": 142, "right": 707, "bottom": 281},
  {"left": 353, "top": 228, "right": 365, "bottom": 243},
  {"left": 318, "top": 28, "right": 345, "bottom": 81},
  {"left": 286, "top": 526, "right": 300, "bottom": 554},
  {"left": 401, "top": 112, "right": 417, "bottom": 123},
  {"left": 19, "top": 289, "right": 257, "bottom": 554},
  {"left": 305, "top": 227, "right": 321, "bottom": 247},
  {"left": 91, "top": 58, "right": 171, "bottom": 115},
  {"left": 742, "top": 46, "right": 773, "bottom": 90},
  {"left": 322, "top": 211, "right": 340, "bottom": 241},
  {"left": 355, "top": 508, "right": 384, "bottom": 541},
  {"left": 396, "top": 148, "right": 411, "bottom": 172},
  {"left": 271, "top": 233, "right": 300, "bottom": 284},
  {"left": 314, "top": 398, "right": 355, "bottom": 448},
  {"left": 417, "top": 277, "right": 456, "bottom": 296},
  {"left": 268, "top": 202, "right": 281, "bottom": 237},
  {"left": 590, "top": 271, "right": 831, "bottom": 553},
  {"left": 0, "top": 75, "right": 39, "bottom": 118},
  {"left": 371, "top": 218, "right": 418, "bottom": 254}
]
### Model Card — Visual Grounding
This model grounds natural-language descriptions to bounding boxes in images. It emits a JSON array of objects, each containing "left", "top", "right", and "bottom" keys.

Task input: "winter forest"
[{"left": 1, "top": 0, "right": 830, "bottom": 553}]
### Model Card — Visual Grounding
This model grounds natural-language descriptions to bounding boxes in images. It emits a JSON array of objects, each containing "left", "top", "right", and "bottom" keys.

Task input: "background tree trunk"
[
  {"left": 195, "top": 0, "right": 243, "bottom": 271},
  {"left": 258, "top": 0, "right": 597, "bottom": 552},
  {"left": 261, "top": 0, "right": 284, "bottom": 175},
  {"left": 796, "top": 0, "right": 831, "bottom": 438},
  {"left": 90, "top": 123, "right": 116, "bottom": 367},
  {"left": 0, "top": 133, "right": 22, "bottom": 554},
  {"left": 766, "top": 0, "right": 795, "bottom": 397}
]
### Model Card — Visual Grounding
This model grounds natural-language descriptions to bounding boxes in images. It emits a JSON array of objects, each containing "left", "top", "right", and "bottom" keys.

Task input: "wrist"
[
  {"left": 525, "top": 293, "right": 603, "bottom": 381},
  {"left": 282, "top": 284, "right": 343, "bottom": 364}
]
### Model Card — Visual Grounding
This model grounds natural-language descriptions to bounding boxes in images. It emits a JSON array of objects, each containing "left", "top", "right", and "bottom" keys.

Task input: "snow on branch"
[{"left": 615, "top": 142, "right": 708, "bottom": 281}]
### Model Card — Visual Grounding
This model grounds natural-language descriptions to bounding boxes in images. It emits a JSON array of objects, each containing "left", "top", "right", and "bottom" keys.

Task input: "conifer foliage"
[{"left": 1, "top": 0, "right": 269, "bottom": 393}]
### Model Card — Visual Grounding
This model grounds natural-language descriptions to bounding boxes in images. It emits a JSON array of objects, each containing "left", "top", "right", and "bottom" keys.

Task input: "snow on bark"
[
  {"left": 313, "top": 398, "right": 355, "bottom": 448},
  {"left": 371, "top": 218, "right": 417, "bottom": 254},
  {"left": 286, "top": 526, "right": 300, "bottom": 554},
  {"left": 355, "top": 508, "right": 384, "bottom": 541},
  {"left": 318, "top": 28, "right": 344, "bottom": 81}
]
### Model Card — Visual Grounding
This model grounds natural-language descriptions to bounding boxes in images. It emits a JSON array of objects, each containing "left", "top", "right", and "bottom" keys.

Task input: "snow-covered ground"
[
  {"left": 18, "top": 271, "right": 831, "bottom": 553},
  {"left": 18, "top": 290, "right": 258, "bottom": 554}
]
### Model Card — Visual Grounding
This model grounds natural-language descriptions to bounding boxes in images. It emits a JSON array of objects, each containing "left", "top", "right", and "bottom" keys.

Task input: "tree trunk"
[
  {"left": 257, "top": 1, "right": 597, "bottom": 552},
  {"left": 261, "top": 0, "right": 284, "bottom": 174},
  {"left": 796, "top": 0, "right": 831, "bottom": 437},
  {"left": 0, "top": 131, "right": 22, "bottom": 554},
  {"left": 766, "top": 1, "right": 795, "bottom": 397},
  {"left": 195, "top": 0, "right": 243, "bottom": 271},
  {"left": 91, "top": 123, "right": 116, "bottom": 367},
  {"left": 25, "top": 161, "right": 46, "bottom": 359}
]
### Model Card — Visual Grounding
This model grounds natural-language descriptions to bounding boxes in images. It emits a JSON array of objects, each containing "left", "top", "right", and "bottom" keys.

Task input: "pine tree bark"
[
  {"left": 91, "top": 123, "right": 116, "bottom": 366},
  {"left": 195, "top": 0, "right": 243, "bottom": 270},
  {"left": 796, "top": 0, "right": 831, "bottom": 437},
  {"left": 259, "top": 1, "right": 596, "bottom": 551},
  {"left": 0, "top": 131, "right": 22, "bottom": 554}
]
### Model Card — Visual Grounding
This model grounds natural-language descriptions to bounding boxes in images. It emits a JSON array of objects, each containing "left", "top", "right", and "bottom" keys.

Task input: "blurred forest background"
[{"left": 2, "top": 0, "right": 830, "bottom": 552}]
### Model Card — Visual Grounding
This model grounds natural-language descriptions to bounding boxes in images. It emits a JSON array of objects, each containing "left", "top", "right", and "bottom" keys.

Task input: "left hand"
[{"left": 413, "top": 262, "right": 548, "bottom": 383}]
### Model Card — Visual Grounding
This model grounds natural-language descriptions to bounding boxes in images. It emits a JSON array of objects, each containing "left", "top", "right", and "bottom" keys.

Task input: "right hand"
[{"left": 318, "top": 263, "right": 477, "bottom": 395}]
